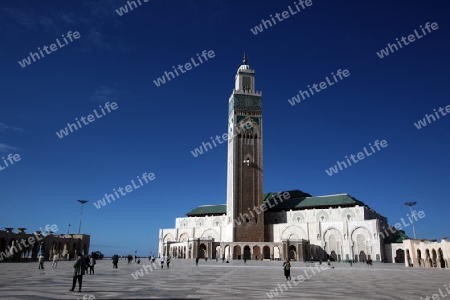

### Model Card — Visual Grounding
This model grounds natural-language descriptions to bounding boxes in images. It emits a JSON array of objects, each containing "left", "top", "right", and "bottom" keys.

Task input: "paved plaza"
[{"left": 0, "top": 259, "right": 449, "bottom": 299}]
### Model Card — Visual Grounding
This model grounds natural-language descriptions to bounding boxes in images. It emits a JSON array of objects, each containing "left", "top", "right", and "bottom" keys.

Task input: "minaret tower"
[{"left": 226, "top": 53, "right": 264, "bottom": 242}]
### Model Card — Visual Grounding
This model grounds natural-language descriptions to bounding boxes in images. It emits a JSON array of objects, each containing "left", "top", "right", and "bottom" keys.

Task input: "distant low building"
[
  {"left": 0, "top": 228, "right": 90, "bottom": 261},
  {"left": 389, "top": 238, "right": 450, "bottom": 268}
]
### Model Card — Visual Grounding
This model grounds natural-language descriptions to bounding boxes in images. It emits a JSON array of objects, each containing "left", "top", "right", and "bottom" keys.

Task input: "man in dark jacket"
[
  {"left": 70, "top": 254, "right": 85, "bottom": 292},
  {"left": 112, "top": 255, "right": 119, "bottom": 268}
]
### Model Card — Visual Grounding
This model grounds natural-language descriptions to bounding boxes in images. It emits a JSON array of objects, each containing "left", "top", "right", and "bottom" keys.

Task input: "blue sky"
[{"left": 1, "top": 0, "right": 449, "bottom": 256}]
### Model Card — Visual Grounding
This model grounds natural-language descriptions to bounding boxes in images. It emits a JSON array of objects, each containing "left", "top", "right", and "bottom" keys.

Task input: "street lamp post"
[
  {"left": 77, "top": 200, "right": 89, "bottom": 234},
  {"left": 405, "top": 202, "right": 417, "bottom": 239}
]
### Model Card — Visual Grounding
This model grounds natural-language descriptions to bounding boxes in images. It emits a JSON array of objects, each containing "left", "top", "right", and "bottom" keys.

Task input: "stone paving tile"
[{"left": 0, "top": 259, "right": 449, "bottom": 299}]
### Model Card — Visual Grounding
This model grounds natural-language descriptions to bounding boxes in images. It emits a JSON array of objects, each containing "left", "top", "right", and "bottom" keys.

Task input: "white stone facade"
[
  {"left": 389, "top": 239, "right": 450, "bottom": 268},
  {"left": 159, "top": 200, "right": 391, "bottom": 262}
]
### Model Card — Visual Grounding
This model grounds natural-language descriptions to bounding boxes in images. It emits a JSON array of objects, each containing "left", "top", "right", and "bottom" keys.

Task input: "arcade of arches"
[
  {"left": 161, "top": 231, "right": 450, "bottom": 268},
  {"left": 0, "top": 228, "right": 90, "bottom": 261},
  {"left": 390, "top": 239, "right": 450, "bottom": 268},
  {"left": 163, "top": 239, "right": 316, "bottom": 261}
]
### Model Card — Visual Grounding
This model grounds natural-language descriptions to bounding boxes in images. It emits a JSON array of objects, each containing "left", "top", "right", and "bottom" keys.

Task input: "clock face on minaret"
[{"left": 226, "top": 55, "right": 264, "bottom": 243}]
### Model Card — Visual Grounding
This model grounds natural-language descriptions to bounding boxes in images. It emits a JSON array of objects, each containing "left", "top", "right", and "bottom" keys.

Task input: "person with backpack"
[{"left": 283, "top": 258, "right": 292, "bottom": 281}]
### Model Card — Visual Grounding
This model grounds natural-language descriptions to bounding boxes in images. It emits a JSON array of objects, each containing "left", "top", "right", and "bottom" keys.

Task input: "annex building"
[
  {"left": 159, "top": 55, "right": 449, "bottom": 268},
  {"left": 0, "top": 228, "right": 90, "bottom": 261}
]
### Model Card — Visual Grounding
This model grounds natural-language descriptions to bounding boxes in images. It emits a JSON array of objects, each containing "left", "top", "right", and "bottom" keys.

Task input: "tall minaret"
[{"left": 225, "top": 53, "right": 264, "bottom": 243}]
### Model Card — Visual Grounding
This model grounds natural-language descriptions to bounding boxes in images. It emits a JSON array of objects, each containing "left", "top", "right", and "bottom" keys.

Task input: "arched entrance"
[
  {"left": 252, "top": 246, "right": 260, "bottom": 260},
  {"left": 438, "top": 248, "right": 446, "bottom": 268},
  {"left": 199, "top": 244, "right": 207, "bottom": 258},
  {"left": 395, "top": 249, "right": 405, "bottom": 263},
  {"left": 243, "top": 246, "right": 251, "bottom": 260},
  {"left": 273, "top": 246, "right": 280, "bottom": 260},
  {"left": 224, "top": 245, "right": 230, "bottom": 259},
  {"left": 417, "top": 249, "right": 422, "bottom": 266},
  {"left": 432, "top": 249, "right": 437, "bottom": 267},
  {"left": 263, "top": 246, "right": 270, "bottom": 259},
  {"left": 289, "top": 245, "right": 296, "bottom": 260},
  {"left": 359, "top": 251, "right": 367, "bottom": 262},
  {"left": 233, "top": 245, "right": 241, "bottom": 259},
  {"left": 215, "top": 246, "right": 221, "bottom": 259},
  {"left": 425, "top": 249, "right": 432, "bottom": 267}
]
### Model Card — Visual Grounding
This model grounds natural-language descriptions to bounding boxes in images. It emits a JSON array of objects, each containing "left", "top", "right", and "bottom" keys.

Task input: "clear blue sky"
[{"left": 1, "top": 0, "right": 449, "bottom": 257}]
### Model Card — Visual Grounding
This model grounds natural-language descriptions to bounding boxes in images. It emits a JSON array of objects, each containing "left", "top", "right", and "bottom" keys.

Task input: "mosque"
[{"left": 159, "top": 55, "right": 449, "bottom": 268}]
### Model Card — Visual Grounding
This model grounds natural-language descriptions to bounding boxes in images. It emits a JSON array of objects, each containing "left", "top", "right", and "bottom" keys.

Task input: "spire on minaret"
[{"left": 242, "top": 52, "right": 248, "bottom": 65}]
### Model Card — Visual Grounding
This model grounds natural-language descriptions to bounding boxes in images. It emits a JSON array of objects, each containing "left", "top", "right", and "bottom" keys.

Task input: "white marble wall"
[{"left": 160, "top": 205, "right": 390, "bottom": 261}]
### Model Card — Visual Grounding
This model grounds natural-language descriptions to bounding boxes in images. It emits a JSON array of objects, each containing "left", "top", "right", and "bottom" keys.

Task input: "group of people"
[{"left": 159, "top": 255, "right": 170, "bottom": 268}]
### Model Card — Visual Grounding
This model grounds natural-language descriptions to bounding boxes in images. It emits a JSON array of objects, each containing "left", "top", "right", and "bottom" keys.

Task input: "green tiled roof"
[
  {"left": 185, "top": 190, "right": 369, "bottom": 216},
  {"left": 266, "top": 193, "right": 367, "bottom": 211},
  {"left": 263, "top": 190, "right": 312, "bottom": 201},
  {"left": 393, "top": 231, "right": 410, "bottom": 243},
  {"left": 382, "top": 230, "right": 410, "bottom": 244},
  {"left": 186, "top": 204, "right": 226, "bottom": 216}
]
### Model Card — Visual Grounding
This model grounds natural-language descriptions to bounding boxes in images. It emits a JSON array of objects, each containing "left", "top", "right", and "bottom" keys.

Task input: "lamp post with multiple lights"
[{"left": 405, "top": 201, "right": 417, "bottom": 239}]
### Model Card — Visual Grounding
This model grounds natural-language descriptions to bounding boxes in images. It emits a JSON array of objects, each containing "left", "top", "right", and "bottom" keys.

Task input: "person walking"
[
  {"left": 52, "top": 254, "right": 58, "bottom": 268},
  {"left": 38, "top": 254, "right": 44, "bottom": 269},
  {"left": 195, "top": 257, "right": 199, "bottom": 266},
  {"left": 89, "top": 255, "right": 96, "bottom": 275},
  {"left": 160, "top": 255, "right": 165, "bottom": 269},
  {"left": 84, "top": 254, "right": 90, "bottom": 275},
  {"left": 70, "top": 254, "right": 85, "bottom": 292},
  {"left": 166, "top": 256, "right": 171, "bottom": 269},
  {"left": 283, "top": 258, "right": 291, "bottom": 281},
  {"left": 112, "top": 255, "right": 119, "bottom": 268}
]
